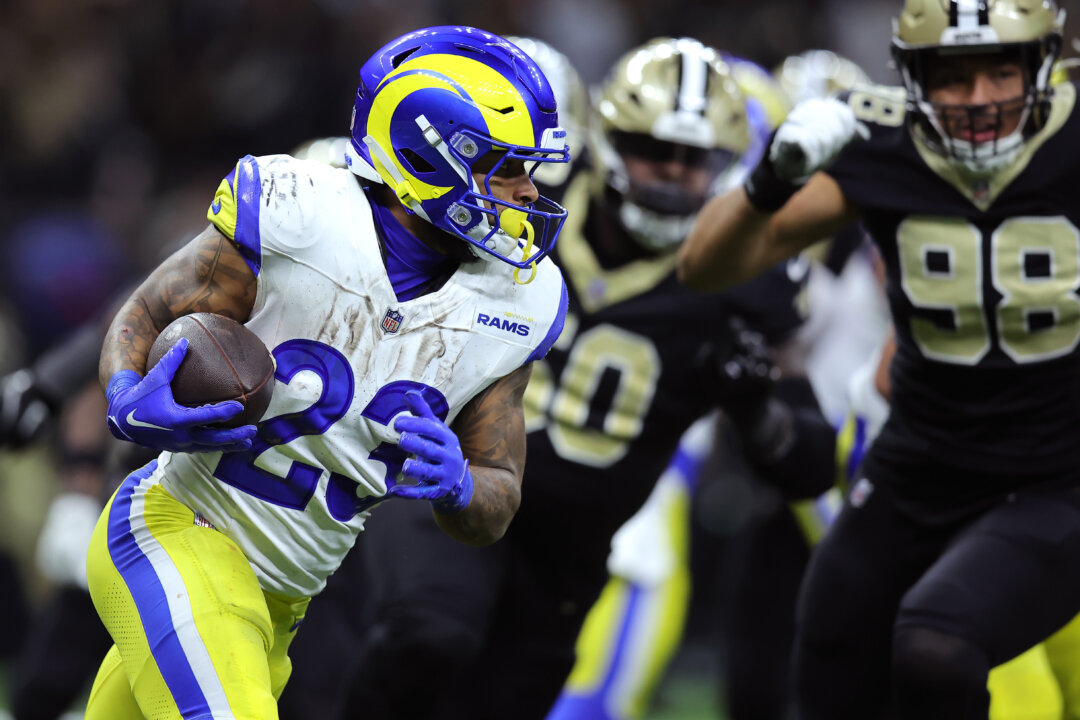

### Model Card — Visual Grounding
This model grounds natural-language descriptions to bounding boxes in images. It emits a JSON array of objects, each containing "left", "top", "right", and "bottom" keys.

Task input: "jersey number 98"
[{"left": 898, "top": 215, "right": 1080, "bottom": 364}]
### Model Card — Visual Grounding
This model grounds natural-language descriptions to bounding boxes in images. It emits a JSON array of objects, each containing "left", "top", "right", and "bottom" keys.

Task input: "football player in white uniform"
[{"left": 83, "top": 25, "right": 570, "bottom": 720}]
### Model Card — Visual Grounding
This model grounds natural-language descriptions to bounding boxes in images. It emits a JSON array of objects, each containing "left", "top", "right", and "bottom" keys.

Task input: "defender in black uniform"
[
  {"left": 335, "top": 38, "right": 835, "bottom": 720},
  {"left": 679, "top": 2, "right": 1080, "bottom": 718}
]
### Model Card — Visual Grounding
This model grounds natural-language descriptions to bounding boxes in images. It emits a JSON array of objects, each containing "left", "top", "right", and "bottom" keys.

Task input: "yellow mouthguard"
[{"left": 499, "top": 208, "right": 538, "bottom": 285}]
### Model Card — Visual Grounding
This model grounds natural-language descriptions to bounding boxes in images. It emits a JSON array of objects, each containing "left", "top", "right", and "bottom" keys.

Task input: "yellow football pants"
[{"left": 85, "top": 461, "right": 309, "bottom": 720}]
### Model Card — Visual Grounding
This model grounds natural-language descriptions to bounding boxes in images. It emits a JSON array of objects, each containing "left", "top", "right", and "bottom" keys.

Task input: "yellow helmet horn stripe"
[{"left": 367, "top": 54, "right": 537, "bottom": 203}]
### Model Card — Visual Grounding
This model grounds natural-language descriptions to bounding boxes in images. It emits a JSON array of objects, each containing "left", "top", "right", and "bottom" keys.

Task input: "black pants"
[
  {"left": 720, "top": 495, "right": 809, "bottom": 720},
  {"left": 334, "top": 496, "right": 610, "bottom": 720},
  {"left": 278, "top": 545, "right": 369, "bottom": 720},
  {"left": 0, "top": 550, "right": 28, "bottom": 661},
  {"left": 794, "top": 478, "right": 1080, "bottom": 720}
]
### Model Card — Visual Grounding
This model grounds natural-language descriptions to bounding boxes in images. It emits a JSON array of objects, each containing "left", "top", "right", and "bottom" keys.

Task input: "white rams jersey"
[{"left": 149, "top": 154, "right": 567, "bottom": 598}]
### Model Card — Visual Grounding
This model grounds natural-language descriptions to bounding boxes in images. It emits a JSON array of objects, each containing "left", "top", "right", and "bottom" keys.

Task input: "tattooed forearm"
[
  {"left": 434, "top": 466, "right": 521, "bottom": 546},
  {"left": 98, "top": 226, "right": 257, "bottom": 389},
  {"left": 99, "top": 296, "right": 160, "bottom": 386},
  {"left": 457, "top": 363, "right": 531, "bottom": 476},
  {"left": 435, "top": 364, "right": 533, "bottom": 545},
  {"left": 142, "top": 228, "right": 257, "bottom": 325}
]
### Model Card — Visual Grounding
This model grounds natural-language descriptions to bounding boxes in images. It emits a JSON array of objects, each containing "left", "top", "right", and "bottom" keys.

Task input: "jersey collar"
[
  {"left": 557, "top": 173, "right": 678, "bottom": 313},
  {"left": 912, "top": 83, "right": 1076, "bottom": 212}
]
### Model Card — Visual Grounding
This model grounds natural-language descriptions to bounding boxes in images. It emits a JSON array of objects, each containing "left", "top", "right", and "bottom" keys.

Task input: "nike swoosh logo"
[
  {"left": 125, "top": 410, "right": 172, "bottom": 432},
  {"left": 210, "top": 199, "right": 222, "bottom": 214}
]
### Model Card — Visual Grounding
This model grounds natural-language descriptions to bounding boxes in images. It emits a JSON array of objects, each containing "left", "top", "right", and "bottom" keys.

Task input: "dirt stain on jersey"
[
  {"left": 314, "top": 296, "right": 375, "bottom": 361},
  {"left": 339, "top": 304, "right": 364, "bottom": 357},
  {"left": 315, "top": 295, "right": 341, "bottom": 344},
  {"left": 406, "top": 329, "right": 453, "bottom": 386},
  {"left": 264, "top": 166, "right": 300, "bottom": 209}
]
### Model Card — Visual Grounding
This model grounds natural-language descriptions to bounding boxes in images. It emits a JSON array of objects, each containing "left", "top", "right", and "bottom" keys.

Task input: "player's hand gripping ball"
[
  {"left": 103, "top": 313, "right": 275, "bottom": 454},
  {"left": 147, "top": 313, "right": 276, "bottom": 428}
]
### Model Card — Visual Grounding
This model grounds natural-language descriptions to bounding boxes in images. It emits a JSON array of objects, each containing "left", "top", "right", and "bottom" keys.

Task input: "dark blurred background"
[
  {"left": 0, "top": 3, "right": 1072, "bottom": 717},
  {"left": 0, "top": 0, "right": 910, "bottom": 369}
]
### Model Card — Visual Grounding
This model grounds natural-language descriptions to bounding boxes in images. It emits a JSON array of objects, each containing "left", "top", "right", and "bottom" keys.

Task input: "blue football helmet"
[
  {"left": 503, "top": 36, "right": 590, "bottom": 188},
  {"left": 348, "top": 26, "right": 570, "bottom": 271}
]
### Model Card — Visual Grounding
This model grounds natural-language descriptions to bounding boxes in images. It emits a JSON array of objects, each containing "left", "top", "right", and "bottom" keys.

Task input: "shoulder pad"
[{"left": 207, "top": 154, "right": 346, "bottom": 276}]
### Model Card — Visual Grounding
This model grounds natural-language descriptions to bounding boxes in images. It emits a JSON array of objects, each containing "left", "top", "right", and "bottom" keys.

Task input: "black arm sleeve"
[{"left": 31, "top": 322, "right": 105, "bottom": 403}]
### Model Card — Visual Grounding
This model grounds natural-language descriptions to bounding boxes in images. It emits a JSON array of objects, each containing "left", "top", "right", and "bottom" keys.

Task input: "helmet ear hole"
[{"left": 399, "top": 148, "right": 436, "bottom": 175}]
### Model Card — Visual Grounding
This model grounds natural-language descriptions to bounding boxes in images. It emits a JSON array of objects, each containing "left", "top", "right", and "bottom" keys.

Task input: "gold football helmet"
[
  {"left": 892, "top": 0, "right": 1066, "bottom": 174},
  {"left": 774, "top": 49, "right": 872, "bottom": 105},
  {"left": 593, "top": 37, "right": 751, "bottom": 251}
]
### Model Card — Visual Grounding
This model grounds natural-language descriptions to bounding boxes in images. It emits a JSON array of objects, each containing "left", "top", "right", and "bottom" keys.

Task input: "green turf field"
[
  {"left": 647, "top": 675, "right": 726, "bottom": 719},
  {"left": 0, "top": 656, "right": 732, "bottom": 719}
]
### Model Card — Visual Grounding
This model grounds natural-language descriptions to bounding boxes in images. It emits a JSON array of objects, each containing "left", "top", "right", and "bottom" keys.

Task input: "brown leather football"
[{"left": 147, "top": 313, "right": 275, "bottom": 428}]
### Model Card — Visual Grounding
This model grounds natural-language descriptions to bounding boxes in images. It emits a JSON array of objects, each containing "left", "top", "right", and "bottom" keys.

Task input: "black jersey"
[
  {"left": 827, "top": 83, "right": 1080, "bottom": 508},
  {"left": 518, "top": 172, "right": 807, "bottom": 545}
]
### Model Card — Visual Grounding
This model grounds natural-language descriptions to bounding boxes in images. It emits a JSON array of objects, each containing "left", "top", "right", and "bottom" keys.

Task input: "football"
[{"left": 147, "top": 313, "right": 276, "bottom": 428}]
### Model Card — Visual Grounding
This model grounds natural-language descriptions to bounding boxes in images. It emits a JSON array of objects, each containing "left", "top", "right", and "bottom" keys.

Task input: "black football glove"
[
  {"left": 700, "top": 318, "right": 836, "bottom": 498},
  {"left": 0, "top": 369, "right": 60, "bottom": 449},
  {"left": 697, "top": 316, "right": 780, "bottom": 423},
  {"left": 698, "top": 316, "right": 801, "bottom": 467},
  {"left": 1, "top": 322, "right": 107, "bottom": 449}
]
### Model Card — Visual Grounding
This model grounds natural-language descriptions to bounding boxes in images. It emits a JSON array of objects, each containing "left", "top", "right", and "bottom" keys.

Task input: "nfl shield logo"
[
  {"left": 381, "top": 308, "right": 404, "bottom": 334},
  {"left": 971, "top": 179, "right": 991, "bottom": 210},
  {"left": 850, "top": 477, "right": 874, "bottom": 508}
]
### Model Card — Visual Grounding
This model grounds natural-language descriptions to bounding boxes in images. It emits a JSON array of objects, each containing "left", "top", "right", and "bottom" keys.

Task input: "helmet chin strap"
[
  {"left": 461, "top": 206, "right": 539, "bottom": 283},
  {"left": 411, "top": 114, "right": 517, "bottom": 263},
  {"left": 361, "top": 135, "right": 432, "bottom": 221},
  {"left": 901, "top": 44, "right": 1054, "bottom": 178},
  {"left": 358, "top": 115, "right": 560, "bottom": 279}
]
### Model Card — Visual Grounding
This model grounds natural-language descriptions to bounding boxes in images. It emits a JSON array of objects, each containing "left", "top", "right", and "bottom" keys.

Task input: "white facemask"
[
  {"left": 618, "top": 202, "right": 697, "bottom": 252},
  {"left": 940, "top": 126, "right": 1026, "bottom": 176}
]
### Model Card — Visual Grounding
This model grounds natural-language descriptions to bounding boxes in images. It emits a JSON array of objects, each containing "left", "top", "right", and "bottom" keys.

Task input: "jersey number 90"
[{"left": 524, "top": 317, "right": 661, "bottom": 467}]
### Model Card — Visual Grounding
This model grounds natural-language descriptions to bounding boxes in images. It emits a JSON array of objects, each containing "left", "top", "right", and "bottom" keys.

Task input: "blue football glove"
[
  {"left": 391, "top": 390, "right": 474, "bottom": 513},
  {"left": 105, "top": 337, "right": 256, "bottom": 454}
]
